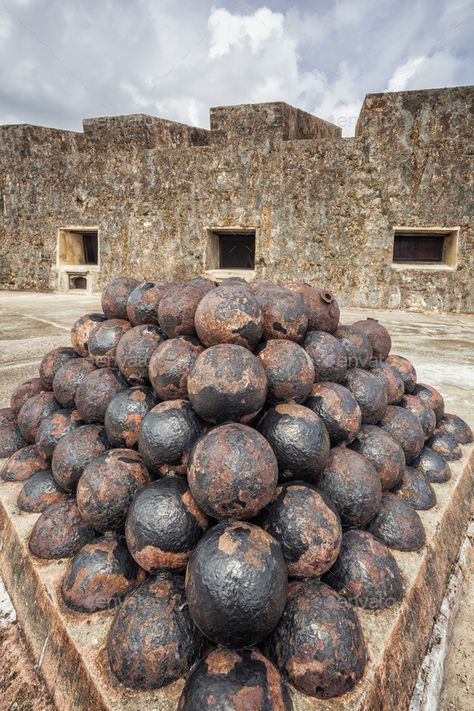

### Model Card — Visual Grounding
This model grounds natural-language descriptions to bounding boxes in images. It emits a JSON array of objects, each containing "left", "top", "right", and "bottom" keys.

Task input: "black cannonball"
[
  {"left": 1, "top": 445, "right": 48, "bottom": 482},
  {"left": 87, "top": 318, "right": 132, "bottom": 368},
  {"left": 52, "top": 424, "right": 109, "bottom": 491},
  {"left": 393, "top": 467, "right": 436, "bottom": 510},
  {"left": 39, "top": 347, "right": 80, "bottom": 389},
  {"left": 75, "top": 367, "right": 128, "bottom": 423},
  {"left": 426, "top": 430, "right": 462, "bottom": 460},
  {"left": 302, "top": 330, "right": 347, "bottom": 382},
  {"left": 148, "top": 337, "right": 204, "bottom": 400},
  {"left": 306, "top": 382, "right": 361, "bottom": 445},
  {"left": 0, "top": 419, "right": 26, "bottom": 458},
  {"left": 350, "top": 424, "right": 405, "bottom": 490},
  {"left": 289, "top": 283, "right": 340, "bottom": 333},
  {"left": 29, "top": 500, "right": 95, "bottom": 559},
  {"left": 10, "top": 378, "right": 44, "bottom": 415},
  {"left": 370, "top": 362, "right": 404, "bottom": 404},
  {"left": 195, "top": 285, "right": 263, "bottom": 349},
  {"left": 52, "top": 358, "right": 96, "bottom": 408},
  {"left": 35, "top": 408, "right": 83, "bottom": 461},
  {"left": 412, "top": 382, "right": 445, "bottom": 422},
  {"left": 158, "top": 284, "right": 202, "bottom": 338},
  {"left": 400, "top": 394, "right": 436, "bottom": 439},
  {"left": 343, "top": 368, "right": 388, "bottom": 424},
  {"left": 70, "top": 313, "right": 107, "bottom": 357},
  {"left": 17, "top": 469, "right": 68, "bottom": 512},
  {"left": 437, "top": 413, "right": 472, "bottom": 444},
  {"left": 369, "top": 493, "right": 425, "bottom": 551},
  {"left": 126, "top": 280, "right": 177, "bottom": 325},
  {"left": 379, "top": 405, "right": 425, "bottom": 463},
  {"left": 385, "top": 355, "right": 417, "bottom": 393},
  {"left": 335, "top": 325, "right": 373, "bottom": 369},
  {"left": 256, "top": 339, "right": 314, "bottom": 405},
  {"left": 17, "top": 392, "right": 62, "bottom": 443},
  {"left": 104, "top": 385, "right": 157, "bottom": 448},
  {"left": 411, "top": 447, "right": 452, "bottom": 483},
  {"left": 115, "top": 324, "right": 164, "bottom": 384},
  {"left": 101, "top": 277, "right": 140, "bottom": 320},
  {"left": 254, "top": 285, "right": 308, "bottom": 342},
  {"left": 352, "top": 318, "right": 391, "bottom": 359}
]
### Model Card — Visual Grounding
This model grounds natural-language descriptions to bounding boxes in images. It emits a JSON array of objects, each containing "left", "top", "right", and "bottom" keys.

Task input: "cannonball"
[
  {"left": 289, "top": 283, "right": 340, "bottom": 333},
  {"left": 17, "top": 392, "right": 62, "bottom": 443},
  {"left": 186, "top": 521, "right": 288, "bottom": 648},
  {"left": 75, "top": 367, "right": 128, "bottom": 423},
  {"left": 350, "top": 424, "right": 405, "bottom": 490},
  {"left": 254, "top": 285, "right": 308, "bottom": 342},
  {"left": 148, "top": 337, "right": 204, "bottom": 400},
  {"left": 324, "top": 529, "right": 403, "bottom": 609},
  {"left": 260, "top": 482, "right": 341, "bottom": 578},
  {"left": 101, "top": 277, "right": 140, "bottom": 319},
  {"left": 437, "top": 413, "right": 472, "bottom": 444},
  {"left": 61, "top": 533, "right": 141, "bottom": 613},
  {"left": 138, "top": 400, "right": 203, "bottom": 475},
  {"left": 107, "top": 574, "right": 204, "bottom": 689},
  {"left": 194, "top": 285, "right": 263, "bottom": 349},
  {"left": 263, "top": 580, "right": 366, "bottom": 699},
  {"left": 126, "top": 281, "right": 159, "bottom": 325},
  {"left": 0, "top": 407, "right": 15, "bottom": 425},
  {"left": 0, "top": 420, "right": 26, "bottom": 458},
  {"left": 343, "top": 368, "right": 388, "bottom": 424},
  {"left": 77, "top": 449, "right": 150, "bottom": 531},
  {"left": 305, "top": 382, "right": 361, "bottom": 445},
  {"left": 35, "top": 409, "right": 83, "bottom": 461},
  {"left": 411, "top": 447, "right": 452, "bottom": 484},
  {"left": 158, "top": 284, "right": 202, "bottom": 337},
  {"left": 400, "top": 394, "right": 436, "bottom": 438},
  {"left": 87, "top": 319, "right": 132, "bottom": 368},
  {"left": 52, "top": 358, "right": 96, "bottom": 408},
  {"left": 1, "top": 445, "right": 48, "bottom": 482},
  {"left": 255, "top": 340, "right": 314, "bottom": 405},
  {"left": 39, "top": 347, "right": 80, "bottom": 389},
  {"left": 412, "top": 383, "right": 445, "bottom": 422},
  {"left": 116, "top": 324, "right": 164, "bottom": 384},
  {"left": 51, "top": 424, "right": 109, "bottom": 491},
  {"left": 178, "top": 647, "right": 293, "bottom": 711},
  {"left": 17, "top": 469, "right": 68, "bottom": 513},
  {"left": 71, "top": 312, "right": 107, "bottom": 356},
  {"left": 385, "top": 355, "right": 417, "bottom": 393},
  {"left": 318, "top": 446, "right": 382, "bottom": 527},
  {"left": 352, "top": 318, "right": 391, "bottom": 359},
  {"left": 188, "top": 423, "right": 278, "bottom": 519},
  {"left": 335, "top": 325, "right": 373, "bottom": 369},
  {"left": 379, "top": 405, "right": 425, "bottom": 463},
  {"left": 370, "top": 362, "right": 404, "bottom": 404},
  {"left": 104, "top": 385, "right": 157, "bottom": 448},
  {"left": 11, "top": 378, "right": 44, "bottom": 415},
  {"left": 188, "top": 344, "right": 267, "bottom": 424},
  {"left": 125, "top": 476, "right": 208, "bottom": 572},
  {"left": 426, "top": 430, "right": 462, "bottom": 461},
  {"left": 302, "top": 331, "right": 347, "bottom": 382},
  {"left": 258, "top": 404, "right": 330, "bottom": 483},
  {"left": 187, "top": 277, "right": 216, "bottom": 295},
  {"left": 393, "top": 467, "right": 436, "bottom": 510},
  {"left": 29, "top": 500, "right": 95, "bottom": 560},
  {"left": 369, "top": 493, "right": 425, "bottom": 551}
]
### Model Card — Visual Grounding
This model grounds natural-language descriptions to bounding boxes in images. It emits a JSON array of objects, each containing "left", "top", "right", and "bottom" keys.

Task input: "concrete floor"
[{"left": 0, "top": 290, "right": 473, "bottom": 710}]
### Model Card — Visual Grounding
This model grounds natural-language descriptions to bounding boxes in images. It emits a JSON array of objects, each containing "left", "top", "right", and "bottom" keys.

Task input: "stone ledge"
[{"left": 0, "top": 444, "right": 473, "bottom": 711}]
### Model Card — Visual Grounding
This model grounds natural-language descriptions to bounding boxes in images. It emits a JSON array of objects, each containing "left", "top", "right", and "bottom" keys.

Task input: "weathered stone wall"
[{"left": 0, "top": 89, "right": 472, "bottom": 312}]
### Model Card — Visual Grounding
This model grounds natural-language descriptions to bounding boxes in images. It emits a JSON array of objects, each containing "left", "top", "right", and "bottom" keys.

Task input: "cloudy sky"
[{"left": 0, "top": 0, "right": 472, "bottom": 136}]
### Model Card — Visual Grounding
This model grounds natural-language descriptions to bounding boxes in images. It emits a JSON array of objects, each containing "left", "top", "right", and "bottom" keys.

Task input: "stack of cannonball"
[{"left": 1, "top": 276, "right": 472, "bottom": 708}]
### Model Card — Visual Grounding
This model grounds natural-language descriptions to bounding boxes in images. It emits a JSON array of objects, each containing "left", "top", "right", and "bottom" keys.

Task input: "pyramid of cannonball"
[{"left": 1, "top": 275, "right": 472, "bottom": 707}]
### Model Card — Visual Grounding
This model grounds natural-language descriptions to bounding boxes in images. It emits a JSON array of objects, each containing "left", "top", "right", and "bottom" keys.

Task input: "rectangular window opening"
[
  {"left": 58, "top": 229, "right": 98, "bottom": 266},
  {"left": 392, "top": 228, "right": 458, "bottom": 268},
  {"left": 206, "top": 230, "right": 256, "bottom": 272}
]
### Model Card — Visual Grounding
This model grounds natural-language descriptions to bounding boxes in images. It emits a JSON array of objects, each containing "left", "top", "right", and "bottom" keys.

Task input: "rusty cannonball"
[
  {"left": 61, "top": 532, "right": 142, "bottom": 613},
  {"left": 412, "top": 383, "right": 445, "bottom": 422},
  {"left": 0, "top": 419, "right": 26, "bottom": 458},
  {"left": 370, "top": 362, "right": 404, "bottom": 404},
  {"left": 352, "top": 318, "right": 391, "bottom": 360},
  {"left": 437, "top": 413, "right": 472, "bottom": 444},
  {"left": 1, "top": 445, "right": 48, "bottom": 482},
  {"left": 256, "top": 340, "right": 315, "bottom": 405},
  {"left": 101, "top": 277, "right": 140, "bottom": 320},
  {"left": 258, "top": 404, "right": 330, "bottom": 483},
  {"left": 188, "top": 344, "right": 267, "bottom": 424},
  {"left": 158, "top": 284, "right": 202, "bottom": 338},
  {"left": 17, "top": 469, "right": 68, "bottom": 513},
  {"left": 35, "top": 409, "right": 83, "bottom": 461},
  {"left": 29, "top": 500, "right": 95, "bottom": 560},
  {"left": 116, "top": 324, "right": 164, "bottom": 384},
  {"left": 107, "top": 573, "right": 205, "bottom": 689},
  {"left": 188, "top": 423, "right": 278, "bottom": 520},
  {"left": 178, "top": 647, "right": 294, "bottom": 711},
  {"left": 125, "top": 476, "right": 208, "bottom": 572},
  {"left": 39, "top": 347, "right": 80, "bottom": 390},
  {"left": 17, "top": 392, "right": 62, "bottom": 443},
  {"left": 138, "top": 400, "right": 203, "bottom": 475},
  {"left": 302, "top": 331, "right": 347, "bottom": 382},
  {"left": 343, "top": 368, "right": 388, "bottom": 424},
  {"left": 289, "top": 283, "right": 340, "bottom": 333},
  {"left": 260, "top": 482, "right": 342, "bottom": 578},
  {"left": 75, "top": 367, "right": 128, "bottom": 423},
  {"left": 51, "top": 424, "right": 109, "bottom": 491},
  {"left": 254, "top": 285, "right": 308, "bottom": 342},
  {"left": 187, "top": 277, "right": 216, "bottom": 295},
  {"left": 379, "top": 405, "right": 425, "bottom": 463},
  {"left": 335, "top": 325, "right": 373, "bottom": 369},
  {"left": 393, "top": 467, "right": 436, "bottom": 510},
  {"left": 149, "top": 337, "right": 204, "bottom": 400},
  {"left": 52, "top": 358, "right": 96, "bottom": 408},
  {"left": 87, "top": 318, "right": 132, "bottom": 368},
  {"left": 385, "top": 355, "right": 417, "bottom": 393},
  {"left": 126, "top": 281, "right": 159, "bottom": 325},
  {"left": 263, "top": 580, "right": 366, "bottom": 699},
  {"left": 194, "top": 285, "right": 264, "bottom": 349},
  {"left": 323, "top": 530, "right": 403, "bottom": 609},
  {"left": 77, "top": 449, "right": 150, "bottom": 531},
  {"left": 411, "top": 447, "right": 452, "bottom": 484},
  {"left": 186, "top": 520, "right": 288, "bottom": 648},
  {"left": 369, "top": 493, "right": 425, "bottom": 551},
  {"left": 104, "top": 385, "right": 157, "bottom": 448},
  {"left": 305, "top": 382, "right": 361, "bottom": 445},
  {"left": 319, "top": 446, "right": 382, "bottom": 527},
  {"left": 400, "top": 394, "right": 436, "bottom": 439},
  {"left": 10, "top": 378, "right": 44, "bottom": 415},
  {"left": 71, "top": 312, "right": 107, "bottom": 356},
  {"left": 0, "top": 406, "right": 15, "bottom": 425},
  {"left": 350, "top": 424, "right": 405, "bottom": 490},
  {"left": 426, "top": 430, "right": 462, "bottom": 461}
]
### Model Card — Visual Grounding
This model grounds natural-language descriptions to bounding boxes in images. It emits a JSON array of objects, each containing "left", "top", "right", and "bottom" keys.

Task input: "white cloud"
[
  {"left": 388, "top": 52, "right": 463, "bottom": 92},
  {"left": 208, "top": 7, "right": 285, "bottom": 59},
  {"left": 388, "top": 56, "right": 428, "bottom": 92}
]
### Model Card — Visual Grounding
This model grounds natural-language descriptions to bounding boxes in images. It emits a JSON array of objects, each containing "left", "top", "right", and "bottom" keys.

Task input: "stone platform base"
[{"left": 1, "top": 444, "right": 473, "bottom": 711}]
